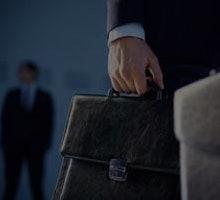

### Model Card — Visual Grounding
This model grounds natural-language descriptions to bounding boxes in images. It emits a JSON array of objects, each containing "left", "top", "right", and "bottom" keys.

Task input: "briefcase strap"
[{"left": 63, "top": 154, "right": 179, "bottom": 175}]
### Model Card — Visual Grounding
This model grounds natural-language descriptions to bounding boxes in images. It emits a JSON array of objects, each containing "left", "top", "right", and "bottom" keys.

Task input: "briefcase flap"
[{"left": 61, "top": 94, "right": 179, "bottom": 174}]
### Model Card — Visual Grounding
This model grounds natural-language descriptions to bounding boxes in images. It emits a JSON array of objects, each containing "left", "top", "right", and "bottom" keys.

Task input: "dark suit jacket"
[
  {"left": 107, "top": 0, "right": 220, "bottom": 66},
  {"left": 1, "top": 87, "right": 54, "bottom": 152}
]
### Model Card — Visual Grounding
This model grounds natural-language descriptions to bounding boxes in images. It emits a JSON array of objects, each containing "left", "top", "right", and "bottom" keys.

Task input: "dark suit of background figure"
[
  {"left": 1, "top": 86, "right": 53, "bottom": 200},
  {"left": 107, "top": 0, "right": 220, "bottom": 93}
]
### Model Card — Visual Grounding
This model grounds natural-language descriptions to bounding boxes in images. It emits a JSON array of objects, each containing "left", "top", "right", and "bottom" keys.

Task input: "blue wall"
[{"left": 0, "top": 0, "right": 109, "bottom": 199}]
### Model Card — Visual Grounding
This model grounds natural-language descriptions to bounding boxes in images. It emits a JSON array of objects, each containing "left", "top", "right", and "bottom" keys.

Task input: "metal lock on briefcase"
[
  {"left": 53, "top": 87, "right": 179, "bottom": 200},
  {"left": 109, "top": 159, "right": 127, "bottom": 182}
]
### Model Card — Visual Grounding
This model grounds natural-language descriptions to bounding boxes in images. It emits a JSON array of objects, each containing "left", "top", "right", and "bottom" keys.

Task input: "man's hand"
[{"left": 108, "top": 37, "right": 164, "bottom": 95}]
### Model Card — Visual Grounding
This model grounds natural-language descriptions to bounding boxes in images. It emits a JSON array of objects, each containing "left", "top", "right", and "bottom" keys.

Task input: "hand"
[{"left": 108, "top": 37, "right": 164, "bottom": 95}]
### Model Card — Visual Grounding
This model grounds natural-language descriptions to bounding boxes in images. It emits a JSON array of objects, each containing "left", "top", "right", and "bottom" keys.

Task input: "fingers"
[
  {"left": 108, "top": 37, "right": 164, "bottom": 95},
  {"left": 148, "top": 53, "right": 164, "bottom": 89},
  {"left": 110, "top": 60, "right": 164, "bottom": 95},
  {"left": 110, "top": 73, "right": 130, "bottom": 93},
  {"left": 149, "top": 62, "right": 164, "bottom": 89},
  {"left": 120, "top": 69, "right": 136, "bottom": 93},
  {"left": 133, "top": 70, "right": 148, "bottom": 95},
  {"left": 110, "top": 77, "right": 123, "bottom": 92},
  {"left": 111, "top": 67, "right": 145, "bottom": 94}
]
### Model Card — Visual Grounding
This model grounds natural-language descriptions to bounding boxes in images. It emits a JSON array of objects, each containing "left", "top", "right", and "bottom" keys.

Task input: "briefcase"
[{"left": 53, "top": 88, "right": 180, "bottom": 200}]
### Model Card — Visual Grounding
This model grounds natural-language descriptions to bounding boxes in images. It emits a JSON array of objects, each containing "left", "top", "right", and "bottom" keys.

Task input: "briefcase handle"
[
  {"left": 108, "top": 70, "right": 168, "bottom": 100},
  {"left": 108, "top": 87, "right": 166, "bottom": 100}
]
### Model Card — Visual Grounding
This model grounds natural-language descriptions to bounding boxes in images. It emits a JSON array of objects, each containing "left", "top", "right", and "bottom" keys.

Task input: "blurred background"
[{"left": 0, "top": 0, "right": 109, "bottom": 199}]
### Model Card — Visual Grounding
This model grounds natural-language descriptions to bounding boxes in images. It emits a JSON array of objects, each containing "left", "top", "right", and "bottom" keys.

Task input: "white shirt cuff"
[{"left": 108, "top": 23, "right": 145, "bottom": 47}]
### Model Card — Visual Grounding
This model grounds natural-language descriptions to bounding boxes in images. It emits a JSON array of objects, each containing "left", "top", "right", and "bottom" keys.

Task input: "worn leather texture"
[{"left": 53, "top": 93, "right": 180, "bottom": 200}]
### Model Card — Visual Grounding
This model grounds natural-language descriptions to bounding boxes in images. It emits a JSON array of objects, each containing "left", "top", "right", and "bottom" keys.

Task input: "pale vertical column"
[{"left": 174, "top": 74, "right": 220, "bottom": 200}]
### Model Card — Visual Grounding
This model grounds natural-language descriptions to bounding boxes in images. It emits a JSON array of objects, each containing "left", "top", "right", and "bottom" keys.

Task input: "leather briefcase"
[{"left": 53, "top": 89, "right": 180, "bottom": 200}]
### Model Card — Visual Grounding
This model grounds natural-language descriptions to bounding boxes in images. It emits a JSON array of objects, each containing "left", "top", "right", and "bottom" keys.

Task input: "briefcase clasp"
[{"left": 109, "top": 159, "right": 127, "bottom": 182}]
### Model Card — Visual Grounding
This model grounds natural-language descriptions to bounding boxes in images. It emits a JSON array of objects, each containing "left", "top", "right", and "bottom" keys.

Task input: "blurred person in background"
[{"left": 1, "top": 61, "right": 54, "bottom": 200}]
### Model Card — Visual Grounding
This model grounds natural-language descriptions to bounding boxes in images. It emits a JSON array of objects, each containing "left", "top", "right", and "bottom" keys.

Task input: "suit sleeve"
[{"left": 107, "top": 0, "right": 145, "bottom": 34}]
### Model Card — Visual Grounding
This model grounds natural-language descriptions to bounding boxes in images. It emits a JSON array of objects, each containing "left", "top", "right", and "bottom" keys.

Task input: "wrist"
[{"left": 108, "top": 23, "right": 145, "bottom": 47}]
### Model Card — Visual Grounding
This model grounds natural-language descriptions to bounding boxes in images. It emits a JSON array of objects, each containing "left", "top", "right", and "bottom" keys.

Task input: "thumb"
[{"left": 148, "top": 57, "right": 164, "bottom": 89}]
